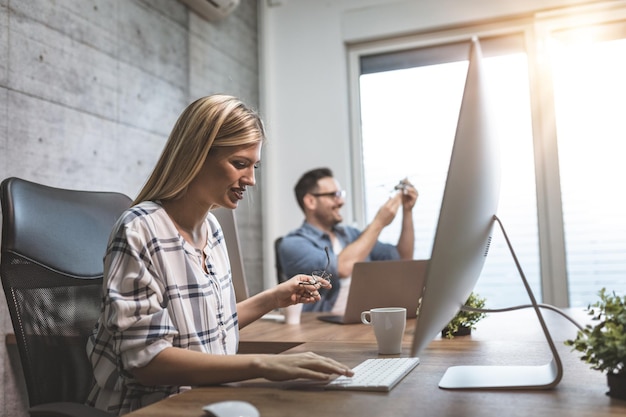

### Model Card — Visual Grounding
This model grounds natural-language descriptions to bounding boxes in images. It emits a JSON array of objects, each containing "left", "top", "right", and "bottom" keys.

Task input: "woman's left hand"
[{"left": 274, "top": 274, "right": 332, "bottom": 308}]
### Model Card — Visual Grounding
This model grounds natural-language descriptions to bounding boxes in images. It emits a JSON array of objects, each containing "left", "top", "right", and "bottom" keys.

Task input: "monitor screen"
[
  {"left": 408, "top": 38, "right": 564, "bottom": 390},
  {"left": 410, "top": 38, "right": 501, "bottom": 357}
]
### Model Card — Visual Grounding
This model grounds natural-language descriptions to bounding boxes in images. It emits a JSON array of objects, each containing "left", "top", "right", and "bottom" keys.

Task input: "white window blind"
[{"left": 550, "top": 26, "right": 626, "bottom": 307}]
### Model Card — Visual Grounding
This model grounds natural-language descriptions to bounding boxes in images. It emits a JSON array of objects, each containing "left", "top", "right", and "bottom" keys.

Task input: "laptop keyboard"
[{"left": 325, "top": 357, "right": 420, "bottom": 392}]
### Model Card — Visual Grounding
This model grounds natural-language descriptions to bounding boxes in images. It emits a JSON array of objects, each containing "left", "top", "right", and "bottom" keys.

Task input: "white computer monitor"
[{"left": 409, "top": 38, "right": 562, "bottom": 389}]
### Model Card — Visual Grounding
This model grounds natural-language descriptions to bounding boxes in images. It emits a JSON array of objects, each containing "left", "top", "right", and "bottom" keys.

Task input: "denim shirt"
[{"left": 278, "top": 222, "right": 400, "bottom": 312}]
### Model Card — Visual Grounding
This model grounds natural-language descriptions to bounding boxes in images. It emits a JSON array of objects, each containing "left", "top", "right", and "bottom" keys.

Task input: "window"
[
  {"left": 549, "top": 24, "right": 626, "bottom": 306},
  {"left": 350, "top": 8, "right": 626, "bottom": 308},
  {"left": 358, "top": 36, "right": 540, "bottom": 308}
]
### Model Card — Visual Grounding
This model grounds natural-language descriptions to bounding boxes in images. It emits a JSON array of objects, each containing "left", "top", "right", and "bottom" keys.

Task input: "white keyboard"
[{"left": 325, "top": 357, "right": 420, "bottom": 392}]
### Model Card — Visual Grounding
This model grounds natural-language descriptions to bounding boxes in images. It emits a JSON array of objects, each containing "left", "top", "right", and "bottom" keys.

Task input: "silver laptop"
[{"left": 318, "top": 259, "right": 428, "bottom": 324}]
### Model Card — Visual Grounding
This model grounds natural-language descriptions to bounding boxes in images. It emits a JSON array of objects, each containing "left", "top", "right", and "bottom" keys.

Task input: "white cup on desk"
[
  {"left": 361, "top": 307, "right": 406, "bottom": 355},
  {"left": 282, "top": 303, "right": 303, "bottom": 324}
]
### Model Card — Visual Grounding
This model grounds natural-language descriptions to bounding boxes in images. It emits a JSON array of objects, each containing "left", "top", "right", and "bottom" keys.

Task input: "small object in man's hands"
[
  {"left": 298, "top": 277, "right": 318, "bottom": 286},
  {"left": 393, "top": 181, "right": 410, "bottom": 195}
]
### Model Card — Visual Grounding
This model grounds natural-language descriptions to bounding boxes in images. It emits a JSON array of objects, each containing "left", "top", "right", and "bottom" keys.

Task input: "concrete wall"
[{"left": 0, "top": 1, "right": 260, "bottom": 415}]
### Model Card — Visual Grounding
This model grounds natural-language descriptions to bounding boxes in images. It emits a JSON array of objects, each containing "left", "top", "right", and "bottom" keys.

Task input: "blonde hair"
[{"left": 134, "top": 95, "right": 265, "bottom": 205}]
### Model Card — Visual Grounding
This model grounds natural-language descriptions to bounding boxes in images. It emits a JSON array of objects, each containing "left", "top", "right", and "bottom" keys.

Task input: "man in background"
[{"left": 277, "top": 167, "right": 418, "bottom": 313}]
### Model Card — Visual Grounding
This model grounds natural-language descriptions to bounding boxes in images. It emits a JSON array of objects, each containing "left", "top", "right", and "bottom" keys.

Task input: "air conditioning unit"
[{"left": 179, "top": 0, "right": 240, "bottom": 22}]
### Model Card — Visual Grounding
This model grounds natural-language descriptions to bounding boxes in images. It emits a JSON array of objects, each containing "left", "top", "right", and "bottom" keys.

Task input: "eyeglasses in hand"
[{"left": 299, "top": 246, "right": 332, "bottom": 288}]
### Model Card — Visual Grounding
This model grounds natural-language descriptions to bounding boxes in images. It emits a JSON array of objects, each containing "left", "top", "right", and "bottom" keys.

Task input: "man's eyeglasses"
[
  {"left": 299, "top": 246, "right": 332, "bottom": 291},
  {"left": 311, "top": 190, "right": 346, "bottom": 199}
]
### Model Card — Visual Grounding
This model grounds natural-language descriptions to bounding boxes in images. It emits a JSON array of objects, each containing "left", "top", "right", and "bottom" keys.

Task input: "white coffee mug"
[
  {"left": 282, "top": 303, "right": 303, "bottom": 325},
  {"left": 361, "top": 307, "right": 406, "bottom": 355}
]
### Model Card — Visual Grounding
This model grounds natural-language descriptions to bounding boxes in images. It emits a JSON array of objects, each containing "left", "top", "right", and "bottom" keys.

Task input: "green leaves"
[
  {"left": 564, "top": 288, "right": 626, "bottom": 375},
  {"left": 443, "top": 292, "right": 487, "bottom": 339}
]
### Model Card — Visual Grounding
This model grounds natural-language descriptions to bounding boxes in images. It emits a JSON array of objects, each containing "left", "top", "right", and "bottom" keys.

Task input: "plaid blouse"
[{"left": 86, "top": 201, "right": 239, "bottom": 415}]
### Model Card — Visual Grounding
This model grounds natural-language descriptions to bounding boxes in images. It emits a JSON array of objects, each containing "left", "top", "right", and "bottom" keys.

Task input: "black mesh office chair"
[
  {"left": 0, "top": 177, "right": 131, "bottom": 417},
  {"left": 274, "top": 237, "right": 288, "bottom": 284}
]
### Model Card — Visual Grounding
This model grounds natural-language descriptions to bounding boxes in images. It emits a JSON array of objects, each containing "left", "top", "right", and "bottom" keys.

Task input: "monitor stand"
[{"left": 438, "top": 215, "right": 563, "bottom": 390}]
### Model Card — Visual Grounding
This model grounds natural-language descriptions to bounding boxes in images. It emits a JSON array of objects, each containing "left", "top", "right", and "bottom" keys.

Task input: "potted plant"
[
  {"left": 442, "top": 291, "right": 487, "bottom": 339},
  {"left": 565, "top": 288, "right": 626, "bottom": 400}
]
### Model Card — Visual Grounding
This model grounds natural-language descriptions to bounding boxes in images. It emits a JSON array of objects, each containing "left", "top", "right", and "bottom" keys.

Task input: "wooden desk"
[
  {"left": 125, "top": 308, "right": 626, "bottom": 417},
  {"left": 238, "top": 312, "right": 418, "bottom": 353}
]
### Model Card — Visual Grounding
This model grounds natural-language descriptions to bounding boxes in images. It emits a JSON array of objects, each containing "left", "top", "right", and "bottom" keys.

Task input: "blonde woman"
[{"left": 87, "top": 95, "right": 352, "bottom": 415}]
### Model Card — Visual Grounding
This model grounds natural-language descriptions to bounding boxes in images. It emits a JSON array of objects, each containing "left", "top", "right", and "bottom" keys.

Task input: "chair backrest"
[
  {"left": 274, "top": 237, "right": 288, "bottom": 284},
  {"left": 0, "top": 177, "right": 131, "bottom": 407},
  {"left": 211, "top": 207, "right": 249, "bottom": 302}
]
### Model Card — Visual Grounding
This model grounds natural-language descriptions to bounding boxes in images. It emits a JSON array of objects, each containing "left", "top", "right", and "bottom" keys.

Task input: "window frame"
[{"left": 346, "top": 2, "right": 626, "bottom": 307}]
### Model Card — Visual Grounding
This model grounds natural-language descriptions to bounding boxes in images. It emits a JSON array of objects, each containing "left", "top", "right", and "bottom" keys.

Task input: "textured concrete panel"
[
  {"left": 114, "top": 122, "right": 168, "bottom": 199},
  {"left": 190, "top": 10, "right": 258, "bottom": 72},
  {"left": 189, "top": 37, "right": 259, "bottom": 113},
  {"left": 0, "top": 1, "right": 262, "bottom": 412},
  {"left": 0, "top": 88, "right": 7, "bottom": 177},
  {"left": 116, "top": 60, "right": 187, "bottom": 136},
  {"left": 0, "top": 85, "right": 7, "bottom": 347},
  {"left": 8, "top": 12, "right": 119, "bottom": 119},
  {"left": 5, "top": 91, "right": 169, "bottom": 196},
  {"left": 116, "top": 1, "right": 188, "bottom": 88},
  {"left": 6, "top": 91, "right": 119, "bottom": 190},
  {"left": 143, "top": 0, "right": 188, "bottom": 27},
  {"left": 0, "top": 3, "right": 8, "bottom": 87},
  {"left": 10, "top": 0, "right": 119, "bottom": 56}
]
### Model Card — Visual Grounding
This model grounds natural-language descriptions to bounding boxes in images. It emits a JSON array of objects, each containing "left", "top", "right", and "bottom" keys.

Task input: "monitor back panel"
[{"left": 320, "top": 259, "right": 428, "bottom": 324}]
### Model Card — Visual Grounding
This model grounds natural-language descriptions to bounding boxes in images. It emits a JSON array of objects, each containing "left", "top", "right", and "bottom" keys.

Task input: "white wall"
[{"left": 258, "top": 0, "right": 602, "bottom": 290}]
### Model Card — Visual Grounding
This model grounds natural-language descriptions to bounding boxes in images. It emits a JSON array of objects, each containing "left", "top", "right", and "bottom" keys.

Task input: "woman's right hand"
[
  {"left": 253, "top": 352, "right": 354, "bottom": 382},
  {"left": 273, "top": 274, "right": 332, "bottom": 308}
]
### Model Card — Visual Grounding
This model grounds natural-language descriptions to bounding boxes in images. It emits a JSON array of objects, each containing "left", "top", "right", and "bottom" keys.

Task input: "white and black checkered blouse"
[{"left": 86, "top": 201, "right": 238, "bottom": 415}]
